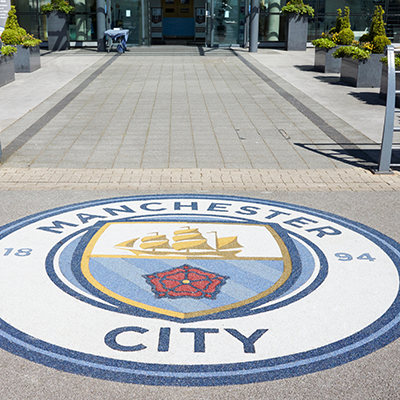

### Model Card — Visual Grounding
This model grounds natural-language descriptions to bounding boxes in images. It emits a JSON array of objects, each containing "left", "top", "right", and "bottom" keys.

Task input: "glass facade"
[
  {"left": 108, "top": 0, "right": 143, "bottom": 45},
  {"left": 309, "top": 0, "right": 400, "bottom": 42},
  {"left": 8, "top": 0, "right": 400, "bottom": 45}
]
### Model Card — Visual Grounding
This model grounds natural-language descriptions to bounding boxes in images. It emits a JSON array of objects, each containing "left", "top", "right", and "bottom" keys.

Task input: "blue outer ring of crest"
[{"left": 0, "top": 194, "right": 399, "bottom": 386}]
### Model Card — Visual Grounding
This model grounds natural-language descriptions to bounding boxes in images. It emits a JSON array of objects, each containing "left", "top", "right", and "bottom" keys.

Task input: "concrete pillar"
[
  {"left": 97, "top": 0, "right": 106, "bottom": 51},
  {"left": 249, "top": 0, "right": 259, "bottom": 52}
]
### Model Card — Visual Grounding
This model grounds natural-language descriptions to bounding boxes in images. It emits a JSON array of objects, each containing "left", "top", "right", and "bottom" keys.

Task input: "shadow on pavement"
[
  {"left": 348, "top": 91, "right": 386, "bottom": 106},
  {"left": 294, "top": 142, "right": 385, "bottom": 169},
  {"left": 293, "top": 64, "right": 315, "bottom": 72}
]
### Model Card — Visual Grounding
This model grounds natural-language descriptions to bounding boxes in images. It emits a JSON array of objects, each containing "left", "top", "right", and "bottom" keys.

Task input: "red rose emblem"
[{"left": 144, "top": 265, "right": 228, "bottom": 299}]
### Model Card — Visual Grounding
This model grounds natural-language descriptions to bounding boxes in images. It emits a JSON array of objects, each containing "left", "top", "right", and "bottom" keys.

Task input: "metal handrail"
[{"left": 376, "top": 45, "right": 400, "bottom": 173}]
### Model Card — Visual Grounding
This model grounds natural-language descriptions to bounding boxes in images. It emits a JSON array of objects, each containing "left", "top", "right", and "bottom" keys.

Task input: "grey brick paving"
[
  {"left": 0, "top": 46, "right": 396, "bottom": 192},
  {"left": 0, "top": 47, "right": 378, "bottom": 172},
  {"left": 0, "top": 167, "right": 398, "bottom": 191}
]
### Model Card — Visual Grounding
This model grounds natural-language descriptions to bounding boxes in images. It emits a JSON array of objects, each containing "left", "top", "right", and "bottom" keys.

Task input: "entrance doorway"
[
  {"left": 149, "top": 0, "right": 243, "bottom": 45},
  {"left": 162, "top": 0, "right": 194, "bottom": 39},
  {"left": 150, "top": 0, "right": 208, "bottom": 43},
  {"left": 205, "top": 0, "right": 243, "bottom": 47}
]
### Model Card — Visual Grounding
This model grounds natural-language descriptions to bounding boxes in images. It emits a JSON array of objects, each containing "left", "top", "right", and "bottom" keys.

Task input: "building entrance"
[
  {"left": 162, "top": 0, "right": 194, "bottom": 38},
  {"left": 151, "top": 0, "right": 207, "bottom": 43}
]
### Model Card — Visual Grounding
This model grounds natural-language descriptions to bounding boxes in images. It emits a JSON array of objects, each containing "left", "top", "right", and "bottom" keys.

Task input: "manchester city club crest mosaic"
[{"left": 0, "top": 194, "right": 400, "bottom": 386}]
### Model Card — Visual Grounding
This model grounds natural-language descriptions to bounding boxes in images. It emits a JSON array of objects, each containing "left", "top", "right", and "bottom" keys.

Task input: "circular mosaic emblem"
[{"left": 1, "top": 194, "right": 400, "bottom": 386}]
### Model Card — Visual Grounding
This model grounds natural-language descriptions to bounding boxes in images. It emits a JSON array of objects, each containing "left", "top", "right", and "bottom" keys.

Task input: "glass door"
[
  {"left": 205, "top": 0, "right": 215, "bottom": 46},
  {"left": 108, "top": 0, "right": 142, "bottom": 44},
  {"left": 205, "top": 0, "right": 241, "bottom": 46}
]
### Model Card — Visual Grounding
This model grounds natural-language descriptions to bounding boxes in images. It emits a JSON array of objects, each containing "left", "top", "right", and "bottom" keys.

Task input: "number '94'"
[{"left": 335, "top": 253, "right": 375, "bottom": 262}]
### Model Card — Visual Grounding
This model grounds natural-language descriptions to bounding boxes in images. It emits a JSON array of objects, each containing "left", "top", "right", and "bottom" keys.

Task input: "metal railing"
[{"left": 376, "top": 45, "right": 400, "bottom": 173}]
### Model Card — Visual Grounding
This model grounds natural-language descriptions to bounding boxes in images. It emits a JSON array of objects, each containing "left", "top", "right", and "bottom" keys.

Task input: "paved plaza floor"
[{"left": 1, "top": 46, "right": 400, "bottom": 399}]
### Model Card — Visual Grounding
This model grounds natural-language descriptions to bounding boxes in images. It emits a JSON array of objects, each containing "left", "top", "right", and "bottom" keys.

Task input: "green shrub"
[
  {"left": 370, "top": 6, "right": 386, "bottom": 38},
  {"left": 1, "top": 6, "right": 27, "bottom": 45},
  {"left": 1, "top": 29, "right": 26, "bottom": 45},
  {"left": 359, "top": 33, "right": 370, "bottom": 43},
  {"left": 0, "top": 6, "right": 41, "bottom": 47},
  {"left": 329, "top": 7, "right": 354, "bottom": 43},
  {"left": 360, "top": 5, "right": 390, "bottom": 54},
  {"left": 341, "top": 7, "right": 351, "bottom": 30},
  {"left": 40, "top": 0, "right": 74, "bottom": 14},
  {"left": 312, "top": 38, "right": 337, "bottom": 49},
  {"left": 281, "top": 0, "right": 314, "bottom": 17},
  {"left": 372, "top": 35, "right": 391, "bottom": 54},
  {"left": 329, "top": 7, "right": 351, "bottom": 34},
  {"left": 22, "top": 38, "right": 42, "bottom": 47},
  {"left": 333, "top": 45, "right": 371, "bottom": 60},
  {"left": 380, "top": 55, "right": 400, "bottom": 69},
  {"left": 0, "top": 45, "right": 17, "bottom": 56},
  {"left": 336, "top": 28, "right": 354, "bottom": 45},
  {"left": 329, "top": 9, "right": 341, "bottom": 34}
]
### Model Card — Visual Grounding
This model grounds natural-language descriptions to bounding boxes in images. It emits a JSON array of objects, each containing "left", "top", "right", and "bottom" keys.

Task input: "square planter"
[
  {"left": 47, "top": 10, "right": 70, "bottom": 51},
  {"left": 379, "top": 64, "right": 400, "bottom": 107},
  {"left": 0, "top": 54, "right": 15, "bottom": 87},
  {"left": 340, "top": 54, "right": 383, "bottom": 88},
  {"left": 14, "top": 45, "right": 41, "bottom": 73},
  {"left": 285, "top": 14, "right": 308, "bottom": 51},
  {"left": 314, "top": 46, "right": 342, "bottom": 73}
]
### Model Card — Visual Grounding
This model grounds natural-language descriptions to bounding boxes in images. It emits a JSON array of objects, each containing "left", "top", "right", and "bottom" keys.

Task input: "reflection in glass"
[
  {"left": 213, "top": 0, "right": 239, "bottom": 45},
  {"left": 387, "top": 15, "right": 400, "bottom": 42},
  {"left": 109, "top": 0, "right": 141, "bottom": 44},
  {"left": 388, "top": 0, "right": 400, "bottom": 14},
  {"left": 70, "top": 0, "right": 96, "bottom": 40},
  {"left": 258, "top": 0, "right": 283, "bottom": 41}
]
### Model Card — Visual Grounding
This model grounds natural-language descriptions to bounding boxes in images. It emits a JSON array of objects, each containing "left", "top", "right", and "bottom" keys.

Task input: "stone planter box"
[
  {"left": 314, "top": 46, "right": 342, "bottom": 73},
  {"left": 379, "top": 64, "right": 400, "bottom": 107},
  {"left": 0, "top": 55, "right": 15, "bottom": 87},
  {"left": 286, "top": 14, "right": 308, "bottom": 51},
  {"left": 340, "top": 54, "right": 383, "bottom": 88},
  {"left": 14, "top": 45, "right": 41, "bottom": 73},
  {"left": 47, "top": 10, "right": 70, "bottom": 51}
]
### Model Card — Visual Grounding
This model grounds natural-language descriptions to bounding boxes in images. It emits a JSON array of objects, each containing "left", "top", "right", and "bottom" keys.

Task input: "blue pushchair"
[{"left": 104, "top": 29, "right": 129, "bottom": 53}]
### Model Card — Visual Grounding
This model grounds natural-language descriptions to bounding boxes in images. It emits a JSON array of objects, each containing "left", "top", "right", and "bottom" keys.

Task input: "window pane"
[
  {"left": 345, "top": 0, "right": 384, "bottom": 15},
  {"left": 388, "top": 0, "right": 400, "bottom": 14},
  {"left": 69, "top": 13, "right": 96, "bottom": 40},
  {"left": 213, "top": 0, "right": 240, "bottom": 45},
  {"left": 386, "top": 15, "right": 400, "bottom": 42},
  {"left": 259, "top": 12, "right": 284, "bottom": 41},
  {"left": 320, "top": 0, "right": 385, "bottom": 15}
]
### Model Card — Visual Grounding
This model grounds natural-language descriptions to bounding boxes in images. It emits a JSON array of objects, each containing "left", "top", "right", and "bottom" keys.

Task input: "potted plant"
[
  {"left": 312, "top": 7, "right": 354, "bottom": 73},
  {"left": 282, "top": 0, "right": 314, "bottom": 51},
  {"left": 41, "top": 0, "right": 74, "bottom": 51},
  {"left": 0, "top": 45, "right": 16, "bottom": 87},
  {"left": 333, "top": 5, "right": 390, "bottom": 88},
  {"left": 379, "top": 55, "right": 400, "bottom": 107},
  {"left": 1, "top": 6, "right": 42, "bottom": 73}
]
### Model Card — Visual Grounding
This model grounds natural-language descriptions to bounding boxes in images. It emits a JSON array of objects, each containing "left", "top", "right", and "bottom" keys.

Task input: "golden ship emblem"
[{"left": 115, "top": 226, "right": 243, "bottom": 260}]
